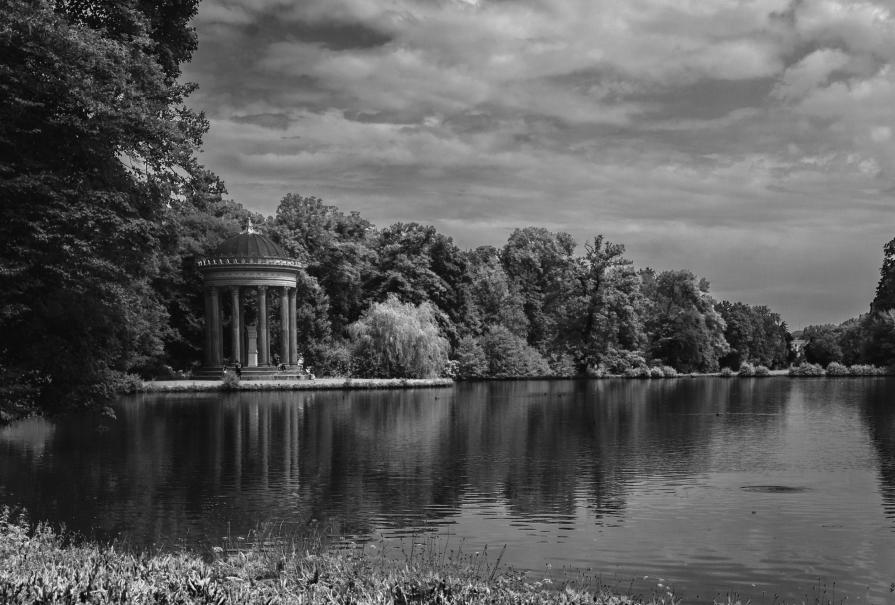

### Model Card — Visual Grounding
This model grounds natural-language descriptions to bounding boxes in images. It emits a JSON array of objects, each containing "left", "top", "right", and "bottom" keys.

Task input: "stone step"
[{"left": 193, "top": 366, "right": 310, "bottom": 381}]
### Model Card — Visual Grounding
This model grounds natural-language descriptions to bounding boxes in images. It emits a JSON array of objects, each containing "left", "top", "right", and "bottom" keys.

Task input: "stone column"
[
  {"left": 280, "top": 286, "right": 289, "bottom": 366},
  {"left": 257, "top": 286, "right": 268, "bottom": 366},
  {"left": 239, "top": 297, "right": 246, "bottom": 365},
  {"left": 246, "top": 324, "right": 258, "bottom": 367},
  {"left": 288, "top": 287, "right": 298, "bottom": 365},
  {"left": 210, "top": 287, "right": 223, "bottom": 365},
  {"left": 231, "top": 287, "right": 241, "bottom": 364},
  {"left": 203, "top": 288, "right": 214, "bottom": 367}
]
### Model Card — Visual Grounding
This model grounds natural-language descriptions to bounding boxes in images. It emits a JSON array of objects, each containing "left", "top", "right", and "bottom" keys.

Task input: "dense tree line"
[
  {"left": 797, "top": 239, "right": 895, "bottom": 369},
  {"left": 139, "top": 195, "right": 895, "bottom": 383},
  {"left": 2, "top": 2, "right": 893, "bottom": 416},
  {"left": 220, "top": 195, "right": 799, "bottom": 380}
]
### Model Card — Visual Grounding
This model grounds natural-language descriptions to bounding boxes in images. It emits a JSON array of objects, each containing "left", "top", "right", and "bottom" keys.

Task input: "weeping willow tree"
[{"left": 348, "top": 295, "right": 449, "bottom": 378}]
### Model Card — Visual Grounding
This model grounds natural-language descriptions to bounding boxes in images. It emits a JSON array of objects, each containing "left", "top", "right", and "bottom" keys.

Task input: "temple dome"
[{"left": 211, "top": 233, "right": 288, "bottom": 259}]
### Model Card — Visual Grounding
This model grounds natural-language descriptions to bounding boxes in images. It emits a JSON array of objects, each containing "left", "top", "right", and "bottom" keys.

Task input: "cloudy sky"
[{"left": 180, "top": 0, "right": 895, "bottom": 328}]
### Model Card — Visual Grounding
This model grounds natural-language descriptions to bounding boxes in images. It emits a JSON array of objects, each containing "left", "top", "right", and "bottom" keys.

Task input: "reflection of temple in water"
[{"left": 0, "top": 378, "right": 795, "bottom": 548}]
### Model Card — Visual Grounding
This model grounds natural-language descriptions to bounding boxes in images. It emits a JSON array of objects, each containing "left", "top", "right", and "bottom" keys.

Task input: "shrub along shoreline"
[
  {"left": 139, "top": 377, "right": 455, "bottom": 393},
  {"left": 136, "top": 364, "right": 893, "bottom": 393},
  {"left": 4, "top": 367, "right": 889, "bottom": 424}
]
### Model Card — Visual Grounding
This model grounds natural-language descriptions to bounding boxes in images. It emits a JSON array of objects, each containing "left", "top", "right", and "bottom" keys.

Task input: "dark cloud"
[
  {"left": 232, "top": 113, "right": 292, "bottom": 130},
  {"left": 284, "top": 20, "right": 392, "bottom": 51},
  {"left": 635, "top": 77, "right": 776, "bottom": 121}
]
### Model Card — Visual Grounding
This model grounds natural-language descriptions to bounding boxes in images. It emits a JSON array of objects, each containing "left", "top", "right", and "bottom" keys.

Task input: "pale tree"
[
  {"left": 366, "top": 222, "right": 470, "bottom": 345},
  {"left": 348, "top": 295, "right": 450, "bottom": 378}
]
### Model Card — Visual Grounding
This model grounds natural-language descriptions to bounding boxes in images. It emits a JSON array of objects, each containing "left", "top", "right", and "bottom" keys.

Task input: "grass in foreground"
[
  {"left": 0, "top": 510, "right": 669, "bottom": 605},
  {"left": 0, "top": 510, "right": 859, "bottom": 604}
]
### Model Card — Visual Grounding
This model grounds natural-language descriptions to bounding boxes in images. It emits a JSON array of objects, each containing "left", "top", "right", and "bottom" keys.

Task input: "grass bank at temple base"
[
  {"left": 0, "top": 511, "right": 673, "bottom": 605},
  {"left": 140, "top": 377, "right": 455, "bottom": 393}
]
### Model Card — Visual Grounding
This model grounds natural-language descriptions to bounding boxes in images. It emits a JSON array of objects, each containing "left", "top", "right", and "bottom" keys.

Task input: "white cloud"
[{"left": 773, "top": 48, "right": 852, "bottom": 101}]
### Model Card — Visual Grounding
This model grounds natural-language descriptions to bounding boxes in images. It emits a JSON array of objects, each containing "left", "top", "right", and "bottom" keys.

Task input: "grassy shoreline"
[
  {"left": 5, "top": 370, "right": 887, "bottom": 424},
  {"left": 0, "top": 512, "right": 668, "bottom": 605},
  {"left": 139, "top": 377, "right": 456, "bottom": 393},
  {"left": 139, "top": 368, "right": 895, "bottom": 393}
]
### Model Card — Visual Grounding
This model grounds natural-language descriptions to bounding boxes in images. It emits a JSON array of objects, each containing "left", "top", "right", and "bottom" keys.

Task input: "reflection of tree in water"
[
  {"left": 453, "top": 379, "right": 789, "bottom": 524},
  {"left": 296, "top": 388, "right": 461, "bottom": 535},
  {"left": 857, "top": 378, "right": 895, "bottom": 524},
  {"left": 0, "top": 378, "right": 797, "bottom": 551}
]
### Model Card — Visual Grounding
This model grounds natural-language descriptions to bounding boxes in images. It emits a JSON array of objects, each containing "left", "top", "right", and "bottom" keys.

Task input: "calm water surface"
[{"left": 2, "top": 378, "right": 894, "bottom": 603}]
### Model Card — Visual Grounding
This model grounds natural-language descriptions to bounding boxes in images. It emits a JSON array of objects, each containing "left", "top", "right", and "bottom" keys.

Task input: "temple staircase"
[{"left": 192, "top": 365, "right": 310, "bottom": 381}]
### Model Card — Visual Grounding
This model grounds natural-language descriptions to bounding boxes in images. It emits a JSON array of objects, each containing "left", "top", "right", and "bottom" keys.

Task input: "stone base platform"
[{"left": 192, "top": 366, "right": 310, "bottom": 381}]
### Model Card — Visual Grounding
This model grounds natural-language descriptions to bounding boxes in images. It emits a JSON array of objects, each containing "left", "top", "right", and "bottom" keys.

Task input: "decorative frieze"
[{"left": 197, "top": 257, "right": 302, "bottom": 268}]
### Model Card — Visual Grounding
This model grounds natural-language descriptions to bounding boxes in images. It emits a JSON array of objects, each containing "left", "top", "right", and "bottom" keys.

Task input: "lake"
[{"left": 1, "top": 378, "right": 894, "bottom": 603}]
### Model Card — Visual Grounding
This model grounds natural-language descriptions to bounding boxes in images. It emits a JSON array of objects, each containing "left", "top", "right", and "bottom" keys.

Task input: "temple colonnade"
[
  {"left": 197, "top": 230, "right": 303, "bottom": 369},
  {"left": 202, "top": 285, "right": 299, "bottom": 367}
]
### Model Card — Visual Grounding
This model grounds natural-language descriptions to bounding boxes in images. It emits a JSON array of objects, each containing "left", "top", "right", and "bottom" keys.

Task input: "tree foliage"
[
  {"left": 348, "top": 295, "right": 449, "bottom": 378},
  {"left": 800, "top": 324, "right": 843, "bottom": 366},
  {"left": 479, "top": 326, "right": 551, "bottom": 378},
  {"left": 464, "top": 246, "right": 528, "bottom": 338},
  {"left": 864, "top": 238, "right": 895, "bottom": 366},
  {"left": 454, "top": 335, "right": 488, "bottom": 379},
  {"left": 151, "top": 170, "right": 258, "bottom": 372},
  {"left": 556, "top": 236, "right": 645, "bottom": 372},
  {"left": 367, "top": 223, "right": 470, "bottom": 344},
  {"left": 871, "top": 237, "right": 895, "bottom": 314},
  {"left": 642, "top": 270, "right": 728, "bottom": 372},
  {"left": 501, "top": 227, "right": 577, "bottom": 351},
  {"left": 717, "top": 301, "right": 791, "bottom": 369},
  {"left": 0, "top": 0, "right": 205, "bottom": 408},
  {"left": 863, "top": 310, "right": 895, "bottom": 367},
  {"left": 270, "top": 193, "right": 376, "bottom": 335}
]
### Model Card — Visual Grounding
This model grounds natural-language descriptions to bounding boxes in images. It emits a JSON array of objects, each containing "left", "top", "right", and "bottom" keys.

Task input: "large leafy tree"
[
  {"left": 348, "top": 295, "right": 449, "bottom": 379},
  {"left": 151, "top": 171, "right": 258, "bottom": 372},
  {"left": 836, "top": 316, "right": 866, "bottom": 366},
  {"left": 642, "top": 270, "right": 729, "bottom": 372},
  {"left": 716, "top": 301, "right": 755, "bottom": 368},
  {"left": 366, "top": 222, "right": 470, "bottom": 344},
  {"left": 478, "top": 326, "right": 551, "bottom": 378},
  {"left": 749, "top": 305, "right": 792, "bottom": 368},
  {"left": 0, "top": 0, "right": 205, "bottom": 409},
  {"left": 717, "top": 301, "right": 791, "bottom": 369},
  {"left": 871, "top": 237, "right": 895, "bottom": 314},
  {"left": 557, "top": 236, "right": 645, "bottom": 373},
  {"left": 501, "top": 227, "right": 578, "bottom": 352},
  {"left": 801, "top": 324, "right": 844, "bottom": 366},
  {"left": 464, "top": 246, "right": 528, "bottom": 338},
  {"left": 54, "top": 0, "right": 199, "bottom": 83},
  {"left": 863, "top": 310, "right": 895, "bottom": 367},
  {"left": 271, "top": 194, "right": 376, "bottom": 335},
  {"left": 865, "top": 237, "right": 895, "bottom": 366}
]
